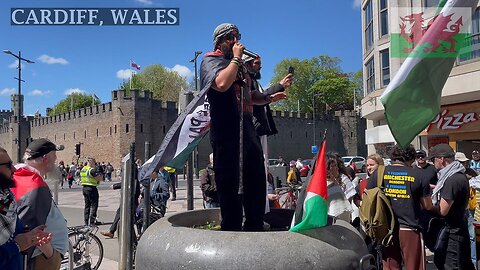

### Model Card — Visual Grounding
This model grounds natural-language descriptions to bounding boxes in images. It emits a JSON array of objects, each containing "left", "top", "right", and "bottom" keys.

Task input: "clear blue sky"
[{"left": 0, "top": 0, "right": 362, "bottom": 115}]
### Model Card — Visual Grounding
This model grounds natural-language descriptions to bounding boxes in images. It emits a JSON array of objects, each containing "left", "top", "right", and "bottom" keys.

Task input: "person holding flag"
[{"left": 200, "top": 23, "right": 286, "bottom": 231}]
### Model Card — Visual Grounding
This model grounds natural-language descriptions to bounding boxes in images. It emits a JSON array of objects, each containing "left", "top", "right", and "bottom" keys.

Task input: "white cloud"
[
  {"left": 135, "top": 0, "right": 154, "bottom": 4},
  {"left": 65, "top": 88, "right": 87, "bottom": 95},
  {"left": 28, "top": 89, "right": 51, "bottom": 96},
  {"left": 0, "top": 88, "right": 15, "bottom": 96},
  {"left": 37, "top": 54, "right": 69, "bottom": 65},
  {"left": 169, "top": 64, "right": 193, "bottom": 81},
  {"left": 116, "top": 69, "right": 135, "bottom": 80},
  {"left": 8, "top": 60, "right": 18, "bottom": 69},
  {"left": 353, "top": 0, "right": 362, "bottom": 8}
]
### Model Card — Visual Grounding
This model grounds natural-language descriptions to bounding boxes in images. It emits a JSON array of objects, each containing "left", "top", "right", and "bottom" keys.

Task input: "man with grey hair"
[
  {"left": 11, "top": 139, "right": 68, "bottom": 270},
  {"left": 428, "top": 144, "right": 474, "bottom": 269},
  {"left": 200, "top": 23, "right": 286, "bottom": 231}
]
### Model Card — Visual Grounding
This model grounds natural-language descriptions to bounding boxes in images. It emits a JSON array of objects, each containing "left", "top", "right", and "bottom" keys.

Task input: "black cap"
[
  {"left": 25, "top": 138, "right": 64, "bottom": 160},
  {"left": 426, "top": 144, "right": 455, "bottom": 159},
  {"left": 415, "top": 149, "right": 426, "bottom": 157}
]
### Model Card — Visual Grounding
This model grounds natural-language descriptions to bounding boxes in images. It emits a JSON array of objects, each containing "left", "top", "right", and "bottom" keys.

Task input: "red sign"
[{"left": 426, "top": 109, "right": 478, "bottom": 132}]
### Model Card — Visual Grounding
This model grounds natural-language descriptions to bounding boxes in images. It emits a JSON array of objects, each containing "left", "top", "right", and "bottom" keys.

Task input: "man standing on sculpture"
[{"left": 200, "top": 23, "right": 286, "bottom": 231}]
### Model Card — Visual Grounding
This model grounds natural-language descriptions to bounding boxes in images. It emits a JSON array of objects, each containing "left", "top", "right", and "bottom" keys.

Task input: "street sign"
[{"left": 311, "top": 145, "right": 318, "bottom": 154}]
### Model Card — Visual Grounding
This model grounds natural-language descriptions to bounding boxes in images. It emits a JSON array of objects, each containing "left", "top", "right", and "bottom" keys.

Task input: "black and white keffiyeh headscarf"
[{"left": 0, "top": 188, "right": 17, "bottom": 245}]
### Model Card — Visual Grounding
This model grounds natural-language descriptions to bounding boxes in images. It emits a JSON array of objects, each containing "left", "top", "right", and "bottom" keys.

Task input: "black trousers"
[
  {"left": 82, "top": 186, "right": 99, "bottom": 225},
  {"left": 110, "top": 208, "right": 120, "bottom": 233},
  {"left": 211, "top": 115, "right": 266, "bottom": 231},
  {"left": 434, "top": 227, "right": 475, "bottom": 270}
]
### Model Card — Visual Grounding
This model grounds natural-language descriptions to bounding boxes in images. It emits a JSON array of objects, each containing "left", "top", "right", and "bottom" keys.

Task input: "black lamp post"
[
  {"left": 3, "top": 50, "right": 35, "bottom": 162},
  {"left": 190, "top": 51, "right": 202, "bottom": 91}
]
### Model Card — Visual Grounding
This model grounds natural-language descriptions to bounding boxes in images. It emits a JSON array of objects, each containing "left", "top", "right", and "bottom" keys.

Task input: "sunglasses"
[
  {"left": 0, "top": 161, "right": 13, "bottom": 168},
  {"left": 416, "top": 155, "right": 426, "bottom": 160},
  {"left": 224, "top": 32, "right": 241, "bottom": 41}
]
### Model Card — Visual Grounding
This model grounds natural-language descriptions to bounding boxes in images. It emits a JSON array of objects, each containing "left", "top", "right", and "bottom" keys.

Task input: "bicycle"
[
  {"left": 274, "top": 183, "right": 302, "bottom": 209},
  {"left": 60, "top": 225, "right": 104, "bottom": 270}
]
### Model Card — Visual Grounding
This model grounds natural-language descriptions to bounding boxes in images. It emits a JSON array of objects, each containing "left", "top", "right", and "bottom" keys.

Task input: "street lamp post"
[
  {"left": 3, "top": 50, "right": 34, "bottom": 162},
  {"left": 185, "top": 50, "right": 202, "bottom": 210}
]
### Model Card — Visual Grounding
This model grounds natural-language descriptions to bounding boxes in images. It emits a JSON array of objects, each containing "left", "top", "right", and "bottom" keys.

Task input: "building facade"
[{"left": 361, "top": 0, "right": 480, "bottom": 157}]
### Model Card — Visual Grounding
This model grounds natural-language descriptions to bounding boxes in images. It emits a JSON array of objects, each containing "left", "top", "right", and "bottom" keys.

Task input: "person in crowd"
[
  {"left": 366, "top": 144, "right": 432, "bottom": 270},
  {"left": 428, "top": 144, "right": 474, "bottom": 270},
  {"left": 456, "top": 151, "right": 478, "bottom": 267},
  {"left": 266, "top": 171, "right": 280, "bottom": 208},
  {"left": 80, "top": 157, "right": 103, "bottom": 226},
  {"left": 105, "top": 162, "right": 114, "bottom": 182},
  {"left": 325, "top": 152, "right": 353, "bottom": 223},
  {"left": 242, "top": 53, "right": 293, "bottom": 138},
  {"left": 57, "top": 161, "right": 67, "bottom": 189},
  {"left": 349, "top": 160, "right": 357, "bottom": 173},
  {"left": 414, "top": 149, "right": 438, "bottom": 187},
  {"left": 358, "top": 153, "right": 384, "bottom": 198},
  {"left": 200, "top": 23, "right": 286, "bottom": 231},
  {"left": 164, "top": 166, "right": 177, "bottom": 201},
  {"left": 287, "top": 163, "right": 298, "bottom": 185},
  {"left": 149, "top": 168, "right": 170, "bottom": 220},
  {"left": 200, "top": 153, "right": 220, "bottom": 208},
  {"left": 295, "top": 158, "right": 303, "bottom": 171},
  {"left": 100, "top": 179, "right": 141, "bottom": 238},
  {"left": 11, "top": 139, "right": 69, "bottom": 269},
  {"left": 471, "top": 150, "right": 480, "bottom": 175},
  {"left": 0, "top": 147, "right": 53, "bottom": 269}
]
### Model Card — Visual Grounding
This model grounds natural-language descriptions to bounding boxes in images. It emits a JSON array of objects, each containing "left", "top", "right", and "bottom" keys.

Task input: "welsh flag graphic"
[
  {"left": 382, "top": 0, "right": 478, "bottom": 148},
  {"left": 290, "top": 138, "right": 328, "bottom": 232}
]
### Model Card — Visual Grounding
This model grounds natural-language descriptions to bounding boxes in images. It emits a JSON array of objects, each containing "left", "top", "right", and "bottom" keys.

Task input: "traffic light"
[{"left": 75, "top": 143, "right": 81, "bottom": 156}]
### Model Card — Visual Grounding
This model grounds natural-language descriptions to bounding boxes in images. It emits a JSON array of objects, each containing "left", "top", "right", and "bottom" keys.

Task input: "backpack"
[{"left": 359, "top": 165, "right": 396, "bottom": 247}]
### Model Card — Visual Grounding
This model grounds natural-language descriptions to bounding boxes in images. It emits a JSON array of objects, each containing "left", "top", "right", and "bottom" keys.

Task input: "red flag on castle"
[
  {"left": 290, "top": 133, "right": 329, "bottom": 232},
  {"left": 131, "top": 61, "right": 141, "bottom": 70}
]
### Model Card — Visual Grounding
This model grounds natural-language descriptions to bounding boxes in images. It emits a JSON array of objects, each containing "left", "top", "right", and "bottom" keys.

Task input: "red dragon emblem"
[{"left": 399, "top": 12, "right": 463, "bottom": 53}]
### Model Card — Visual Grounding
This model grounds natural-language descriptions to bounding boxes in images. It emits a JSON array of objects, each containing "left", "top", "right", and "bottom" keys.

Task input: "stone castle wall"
[{"left": 0, "top": 90, "right": 366, "bottom": 171}]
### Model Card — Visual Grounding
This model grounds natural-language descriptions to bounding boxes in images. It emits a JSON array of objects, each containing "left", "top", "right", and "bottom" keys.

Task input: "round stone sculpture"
[{"left": 136, "top": 208, "right": 371, "bottom": 270}]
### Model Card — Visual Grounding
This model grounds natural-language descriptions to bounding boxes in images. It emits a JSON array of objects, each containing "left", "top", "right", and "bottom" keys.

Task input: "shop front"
[{"left": 420, "top": 101, "right": 480, "bottom": 158}]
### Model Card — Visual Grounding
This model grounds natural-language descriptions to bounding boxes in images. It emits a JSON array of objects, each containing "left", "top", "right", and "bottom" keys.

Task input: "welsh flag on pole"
[
  {"left": 382, "top": 0, "right": 478, "bottom": 148},
  {"left": 289, "top": 137, "right": 328, "bottom": 232}
]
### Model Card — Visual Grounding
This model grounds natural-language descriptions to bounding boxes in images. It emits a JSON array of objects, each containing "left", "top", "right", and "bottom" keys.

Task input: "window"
[
  {"left": 115, "top": 125, "right": 117, "bottom": 134},
  {"left": 140, "top": 124, "right": 143, "bottom": 133},
  {"left": 84, "top": 130, "right": 87, "bottom": 138},
  {"left": 380, "top": 0, "right": 388, "bottom": 36},
  {"left": 126, "top": 124, "right": 129, "bottom": 133},
  {"left": 366, "top": 57, "right": 375, "bottom": 94},
  {"left": 73, "top": 132, "right": 76, "bottom": 139},
  {"left": 380, "top": 49, "right": 390, "bottom": 86},
  {"left": 96, "top": 128, "right": 99, "bottom": 137},
  {"left": 110, "top": 126, "right": 112, "bottom": 136},
  {"left": 364, "top": 0, "right": 374, "bottom": 51},
  {"left": 459, "top": 8, "right": 480, "bottom": 62},
  {"left": 424, "top": 0, "right": 440, "bottom": 7}
]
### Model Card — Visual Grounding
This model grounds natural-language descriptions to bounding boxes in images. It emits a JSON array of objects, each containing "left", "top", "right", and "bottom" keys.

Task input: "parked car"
[
  {"left": 300, "top": 159, "right": 313, "bottom": 177},
  {"left": 342, "top": 156, "right": 366, "bottom": 173}
]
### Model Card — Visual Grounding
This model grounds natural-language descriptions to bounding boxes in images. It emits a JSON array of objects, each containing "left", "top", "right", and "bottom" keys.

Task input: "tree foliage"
[
  {"left": 48, "top": 93, "right": 100, "bottom": 116},
  {"left": 269, "top": 55, "right": 360, "bottom": 113},
  {"left": 120, "top": 64, "right": 189, "bottom": 102}
]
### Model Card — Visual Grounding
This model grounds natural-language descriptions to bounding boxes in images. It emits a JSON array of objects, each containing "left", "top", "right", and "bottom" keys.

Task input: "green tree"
[
  {"left": 269, "top": 55, "right": 356, "bottom": 113},
  {"left": 120, "top": 64, "right": 189, "bottom": 102},
  {"left": 48, "top": 93, "right": 100, "bottom": 116}
]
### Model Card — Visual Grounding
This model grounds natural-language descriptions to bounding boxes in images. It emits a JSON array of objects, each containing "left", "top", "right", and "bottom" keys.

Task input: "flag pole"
[{"left": 129, "top": 59, "right": 132, "bottom": 90}]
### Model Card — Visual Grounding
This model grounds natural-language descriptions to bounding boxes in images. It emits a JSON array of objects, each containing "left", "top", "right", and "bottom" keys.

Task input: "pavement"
[{"left": 57, "top": 175, "right": 204, "bottom": 270}]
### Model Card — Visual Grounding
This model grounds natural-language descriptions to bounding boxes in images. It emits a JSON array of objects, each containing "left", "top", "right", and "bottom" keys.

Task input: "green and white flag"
[{"left": 382, "top": 0, "right": 478, "bottom": 148}]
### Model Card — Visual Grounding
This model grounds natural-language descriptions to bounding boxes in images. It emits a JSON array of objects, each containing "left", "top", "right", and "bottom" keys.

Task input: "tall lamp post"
[
  {"left": 3, "top": 50, "right": 35, "bottom": 162},
  {"left": 185, "top": 50, "right": 202, "bottom": 210}
]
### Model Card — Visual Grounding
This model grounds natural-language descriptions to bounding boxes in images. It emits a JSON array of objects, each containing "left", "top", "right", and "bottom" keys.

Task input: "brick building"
[{"left": 0, "top": 89, "right": 366, "bottom": 170}]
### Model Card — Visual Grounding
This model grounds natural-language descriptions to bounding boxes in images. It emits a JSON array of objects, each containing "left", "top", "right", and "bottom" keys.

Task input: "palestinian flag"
[
  {"left": 382, "top": 0, "right": 478, "bottom": 148},
  {"left": 289, "top": 138, "right": 328, "bottom": 232},
  {"left": 139, "top": 88, "right": 210, "bottom": 181}
]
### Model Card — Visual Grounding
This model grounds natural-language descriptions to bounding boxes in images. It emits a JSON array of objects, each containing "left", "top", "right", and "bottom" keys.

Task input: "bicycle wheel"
[
  {"left": 59, "top": 240, "right": 74, "bottom": 270},
  {"left": 69, "top": 231, "right": 104, "bottom": 270}
]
